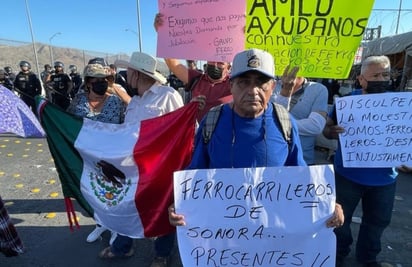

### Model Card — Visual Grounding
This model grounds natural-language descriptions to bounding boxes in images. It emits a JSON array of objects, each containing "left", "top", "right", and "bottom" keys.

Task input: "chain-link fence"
[{"left": 0, "top": 38, "right": 130, "bottom": 76}]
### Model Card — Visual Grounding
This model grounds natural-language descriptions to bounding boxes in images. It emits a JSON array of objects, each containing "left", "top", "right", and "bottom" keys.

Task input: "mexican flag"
[{"left": 36, "top": 97, "right": 197, "bottom": 238}]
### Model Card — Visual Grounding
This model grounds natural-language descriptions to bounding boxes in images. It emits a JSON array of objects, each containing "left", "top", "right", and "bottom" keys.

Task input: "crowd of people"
[{"left": 0, "top": 13, "right": 410, "bottom": 267}]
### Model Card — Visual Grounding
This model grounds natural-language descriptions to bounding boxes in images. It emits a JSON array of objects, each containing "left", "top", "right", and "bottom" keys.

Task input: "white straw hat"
[{"left": 115, "top": 52, "right": 167, "bottom": 84}]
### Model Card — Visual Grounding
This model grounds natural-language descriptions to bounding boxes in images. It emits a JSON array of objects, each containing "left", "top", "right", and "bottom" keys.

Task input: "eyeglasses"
[{"left": 235, "top": 77, "right": 273, "bottom": 91}]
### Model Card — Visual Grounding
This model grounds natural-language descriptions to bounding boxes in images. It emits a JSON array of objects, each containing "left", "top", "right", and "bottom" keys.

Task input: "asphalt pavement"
[{"left": 0, "top": 134, "right": 411, "bottom": 267}]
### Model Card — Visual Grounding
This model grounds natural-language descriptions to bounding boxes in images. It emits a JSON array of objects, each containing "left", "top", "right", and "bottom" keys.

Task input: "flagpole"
[{"left": 24, "top": 0, "right": 40, "bottom": 77}]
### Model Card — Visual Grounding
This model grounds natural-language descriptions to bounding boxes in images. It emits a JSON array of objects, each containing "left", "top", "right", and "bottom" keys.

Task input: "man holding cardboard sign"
[
  {"left": 169, "top": 48, "right": 344, "bottom": 266},
  {"left": 323, "top": 55, "right": 397, "bottom": 267},
  {"left": 154, "top": 13, "right": 233, "bottom": 122}
]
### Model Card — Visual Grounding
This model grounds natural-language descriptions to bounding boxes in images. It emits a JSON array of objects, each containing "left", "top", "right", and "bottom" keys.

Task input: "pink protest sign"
[{"left": 157, "top": 0, "right": 245, "bottom": 62}]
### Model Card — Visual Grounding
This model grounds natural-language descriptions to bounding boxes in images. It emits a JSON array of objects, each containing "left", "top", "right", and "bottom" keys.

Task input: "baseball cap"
[{"left": 230, "top": 49, "right": 275, "bottom": 80}]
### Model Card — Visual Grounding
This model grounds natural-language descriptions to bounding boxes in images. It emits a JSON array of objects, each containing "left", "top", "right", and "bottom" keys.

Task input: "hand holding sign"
[
  {"left": 156, "top": 0, "right": 246, "bottom": 62},
  {"left": 168, "top": 203, "right": 185, "bottom": 226}
]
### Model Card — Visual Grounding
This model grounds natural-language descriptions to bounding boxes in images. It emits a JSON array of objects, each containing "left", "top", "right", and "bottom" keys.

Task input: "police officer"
[
  {"left": 46, "top": 61, "right": 73, "bottom": 110},
  {"left": 13, "top": 61, "right": 42, "bottom": 114},
  {"left": 0, "top": 69, "right": 14, "bottom": 90},
  {"left": 68, "top": 64, "right": 82, "bottom": 98},
  {"left": 4, "top": 66, "right": 16, "bottom": 81}
]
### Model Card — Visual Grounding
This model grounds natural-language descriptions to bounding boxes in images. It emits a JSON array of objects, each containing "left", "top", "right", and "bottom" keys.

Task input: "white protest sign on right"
[
  {"left": 157, "top": 0, "right": 245, "bottom": 62},
  {"left": 174, "top": 165, "right": 336, "bottom": 267},
  {"left": 336, "top": 92, "right": 412, "bottom": 168}
]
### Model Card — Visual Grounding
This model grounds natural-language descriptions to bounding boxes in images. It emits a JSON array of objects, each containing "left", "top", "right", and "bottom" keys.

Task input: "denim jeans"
[
  {"left": 111, "top": 234, "right": 133, "bottom": 256},
  {"left": 111, "top": 232, "right": 175, "bottom": 257},
  {"left": 334, "top": 173, "right": 396, "bottom": 263},
  {"left": 154, "top": 232, "right": 176, "bottom": 257}
]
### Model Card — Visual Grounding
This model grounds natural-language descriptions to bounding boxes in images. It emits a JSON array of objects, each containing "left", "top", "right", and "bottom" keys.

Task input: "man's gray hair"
[{"left": 360, "top": 55, "right": 391, "bottom": 74}]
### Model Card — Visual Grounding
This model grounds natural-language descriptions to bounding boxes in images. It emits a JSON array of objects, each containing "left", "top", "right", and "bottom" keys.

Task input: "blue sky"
[{"left": 1, "top": 0, "right": 412, "bottom": 58}]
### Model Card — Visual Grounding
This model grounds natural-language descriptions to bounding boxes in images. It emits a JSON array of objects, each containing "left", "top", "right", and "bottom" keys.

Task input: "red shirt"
[{"left": 188, "top": 69, "right": 232, "bottom": 121}]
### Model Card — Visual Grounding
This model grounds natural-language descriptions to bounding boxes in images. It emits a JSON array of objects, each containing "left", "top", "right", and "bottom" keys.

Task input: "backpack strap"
[
  {"left": 202, "top": 104, "right": 224, "bottom": 143},
  {"left": 289, "top": 80, "right": 308, "bottom": 111},
  {"left": 272, "top": 102, "right": 292, "bottom": 147}
]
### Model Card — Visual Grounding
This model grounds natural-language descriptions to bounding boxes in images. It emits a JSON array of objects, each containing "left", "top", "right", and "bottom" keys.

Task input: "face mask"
[
  {"left": 206, "top": 65, "right": 223, "bottom": 80},
  {"left": 125, "top": 84, "right": 136, "bottom": 96},
  {"left": 365, "top": 80, "right": 389, "bottom": 94},
  {"left": 91, "top": 81, "right": 108, "bottom": 95}
]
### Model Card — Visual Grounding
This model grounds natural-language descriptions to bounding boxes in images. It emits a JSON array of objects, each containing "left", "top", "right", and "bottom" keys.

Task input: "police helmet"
[
  {"left": 19, "top": 61, "right": 31, "bottom": 69},
  {"left": 4, "top": 66, "right": 12, "bottom": 73},
  {"left": 69, "top": 64, "right": 77, "bottom": 72},
  {"left": 54, "top": 61, "right": 64, "bottom": 68}
]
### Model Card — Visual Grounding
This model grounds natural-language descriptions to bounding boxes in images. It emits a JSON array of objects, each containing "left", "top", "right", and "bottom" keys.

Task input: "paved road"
[{"left": 0, "top": 135, "right": 411, "bottom": 267}]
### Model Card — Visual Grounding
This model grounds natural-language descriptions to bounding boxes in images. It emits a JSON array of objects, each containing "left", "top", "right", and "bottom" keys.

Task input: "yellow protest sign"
[{"left": 245, "top": 0, "right": 374, "bottom": 78}]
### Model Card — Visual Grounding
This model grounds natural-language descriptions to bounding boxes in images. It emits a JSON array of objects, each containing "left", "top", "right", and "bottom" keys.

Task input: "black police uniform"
[{"left": 13, "top": 71, "right": 42, "bottom": 114}]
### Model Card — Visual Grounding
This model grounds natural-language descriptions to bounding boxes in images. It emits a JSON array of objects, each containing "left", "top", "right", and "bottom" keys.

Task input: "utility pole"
[
  {"left": 396, "top": 0, "right": 403, "bottom": 34},
  {"left": 49, "top": 32, "right": 61, "bottom": 65},
  {"left": 24, "top": 0, "right": 40, "bottom": 76},
  {"left": 136, "top": 0, "right": 142, "bottom": 52}
]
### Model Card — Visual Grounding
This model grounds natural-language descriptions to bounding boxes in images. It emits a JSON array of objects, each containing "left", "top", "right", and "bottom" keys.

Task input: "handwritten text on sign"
[
  {"left": 157, "top": 0, "right": 245, "bottom": 62},
  {"left": 245, "top": 0, "right": 374, "bottom": 79},
  {"left": 336, "top": 92, "right": 412, "bottom": 168},
  {"left": 174, "top": 166, "right": 336, "bottom": 267}
]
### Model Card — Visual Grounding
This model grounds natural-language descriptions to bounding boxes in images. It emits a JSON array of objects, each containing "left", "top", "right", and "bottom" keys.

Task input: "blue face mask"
[{"left": 365, "top": 80, "right": 389, "bottom": 94}]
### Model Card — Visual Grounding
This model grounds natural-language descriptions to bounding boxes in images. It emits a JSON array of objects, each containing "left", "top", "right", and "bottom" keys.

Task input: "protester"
[
  {"left": 273, "top": 65, "right": 329, "bottom": 165},
  {"left": 106, "top": 66, "right": 131, "bottom": 105},
  {"left": 67, "top": 63, "right": 126, "bottom": 124},
  {"left": 186, "top": 60, "right": 201, "bottom": 71},
  {"left": 13, "top": 61, "right": 42, "bottom": 114},
  {"left": 97, "top": 51, "right": 184, "bottom": 265},
  {"left": 40, "top": 64, "right": 52, "bottom": 83},
  {"left": 108, "top": 64, "right": 128, "bottom": 90},
  {"left": 323, "top": 55, "right": 397, "bottom": 267},
  {"left": 46, "top": 61, "right": 73, "bottom": 110},
  {"left": 66, "top": 63, "right": 125, "bottom": 244},
  {"left": 40, "top": 64, "right": 53, "bottom": 101},
  {"left": 0, "top": 194, "right": 24, "bottom": 257},
  {"left": 154, "top": 13, "right": 232, "bottom": 120},
  {"left": 168, "top": 48, "right": 344, "bottom": 243}
]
